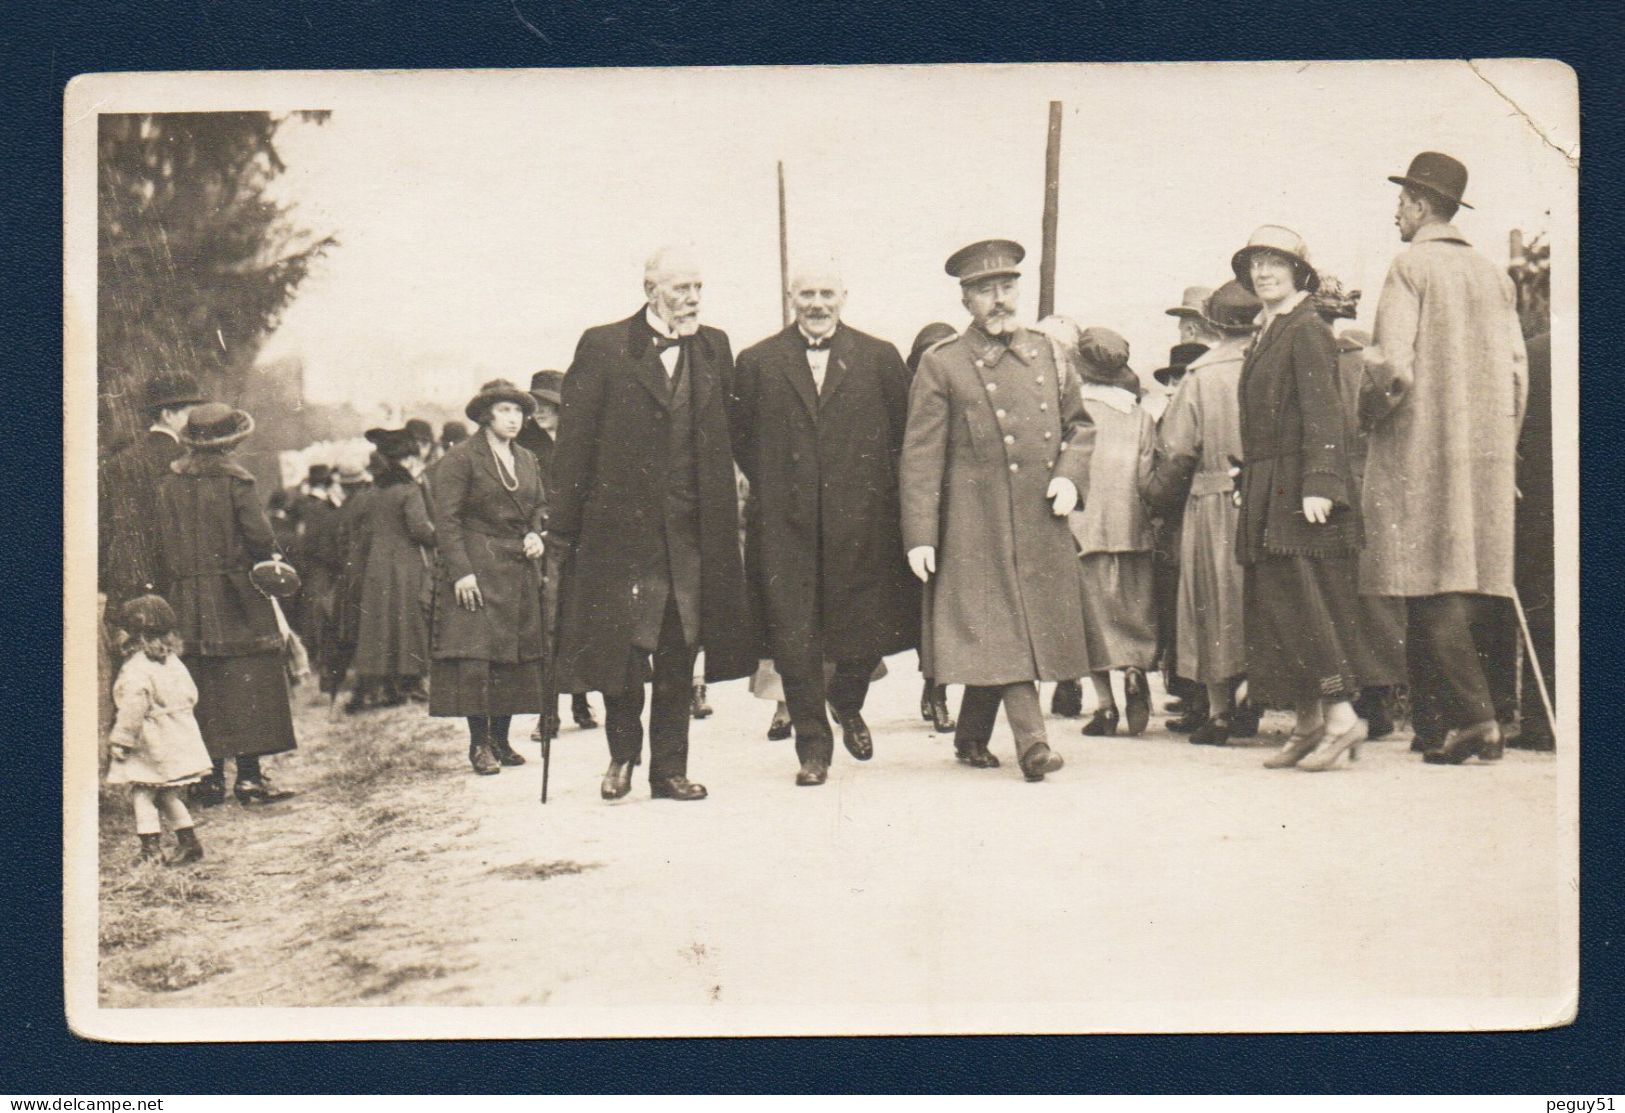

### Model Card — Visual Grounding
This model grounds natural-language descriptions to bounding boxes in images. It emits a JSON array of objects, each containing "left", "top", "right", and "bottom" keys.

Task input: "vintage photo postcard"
[{"left": 64, "top": 60, "right": 1578, "bottom": 1041}]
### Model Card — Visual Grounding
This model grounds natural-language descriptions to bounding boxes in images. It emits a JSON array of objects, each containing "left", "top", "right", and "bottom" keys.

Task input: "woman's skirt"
[
  {"left": 186, "top": 652, "right": 298, "bottom": 762},
  {"left": 1244, "top": 553, "right": 1370, "bottom": 708},
  {"left": 429, "top": 658, "right": 545, "bottom": 717},
  {"left": 1078, "top": 552, "right": 1157, "bottom": 671}
]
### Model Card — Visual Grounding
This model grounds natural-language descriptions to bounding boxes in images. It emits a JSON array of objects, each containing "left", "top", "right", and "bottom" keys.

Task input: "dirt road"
[{"left": 96, "top": 660, "right": 1568, "bottom": 1033}]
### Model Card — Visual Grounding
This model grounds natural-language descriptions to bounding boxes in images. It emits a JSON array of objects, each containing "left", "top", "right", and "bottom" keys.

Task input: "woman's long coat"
[
  {"left": 429, "top": 433, "right": 547, "bottom": 665},
  {"left": 731, "top": 323, "right": 919, "bottom": 672},
  {"left": 155, "top": 452, "right": 284, "bottom": 658},
  {"left": 1235, "top": 295, "right": 1362, "bottom": 565},
  {"left": 353, "top": 464, "right": 435, "bottom": 676},
  {"left": 900, "top": 324, "right": 1096, "bottom": 685},
  {"left": 548, "top": 310, "right": 757, "bottom": 691},
  {"left": 1142, "top": 339, "right": 1249, "bottom": 684},
  {"left": 1359, "top": 222, "right": 1528, "bottom": 598}
]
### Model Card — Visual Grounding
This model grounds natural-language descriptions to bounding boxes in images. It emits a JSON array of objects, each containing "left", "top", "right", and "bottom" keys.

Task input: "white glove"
[
  {"left": 1047, "top": 477, "right": 1079, "bottom": 516},
  {"left": 907, "top": 545, "right": 936, "bottom": 583}
]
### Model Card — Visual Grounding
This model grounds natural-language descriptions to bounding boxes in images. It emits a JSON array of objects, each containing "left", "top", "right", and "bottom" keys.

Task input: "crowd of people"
[{"left": 97, "top": 148, "right": 1541, "bottom": 863}]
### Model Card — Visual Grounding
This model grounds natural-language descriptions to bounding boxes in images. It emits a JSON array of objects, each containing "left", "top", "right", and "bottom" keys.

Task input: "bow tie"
[
  {"left": 650, "top": 334, "right": 684, "bottom": 353},
  {"left": 802, "top": 334, "right": 831, "bottom": 351}
]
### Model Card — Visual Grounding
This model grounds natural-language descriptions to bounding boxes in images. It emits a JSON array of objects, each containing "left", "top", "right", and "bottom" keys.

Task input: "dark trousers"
[
  {"left": 953, "top": 682, "right": 1047, "bottom": 759},
  {"left": 781, "top": 655, "right": 881, "bottom": 766},
  {"left": 1406, "top": 593, "right": 1498, "bottom": 737},
  {"left": 603, "top": 597, "right": 698, "bottom": 781}
]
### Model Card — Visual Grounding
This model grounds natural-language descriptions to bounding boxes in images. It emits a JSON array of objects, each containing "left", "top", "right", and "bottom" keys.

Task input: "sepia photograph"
[{"left": 62, "top": 60, "right": 1578, "bottom": 1041}]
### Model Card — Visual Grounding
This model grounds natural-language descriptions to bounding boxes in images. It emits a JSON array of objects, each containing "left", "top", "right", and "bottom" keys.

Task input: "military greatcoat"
[{"left": 900, "top": 323, "right": 1096, "bottom": 685}]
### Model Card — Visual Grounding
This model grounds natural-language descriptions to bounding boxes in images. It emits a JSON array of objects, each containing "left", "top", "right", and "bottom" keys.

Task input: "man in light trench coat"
[
  {"left": 1360, "top": 152, "right": 1528, "bottom": 765},
  {"left": 900, "top": 239, "right": 1096, "bottom": 782}
]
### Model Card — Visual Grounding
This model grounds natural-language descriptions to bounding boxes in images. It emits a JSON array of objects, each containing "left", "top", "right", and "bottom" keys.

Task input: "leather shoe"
[
  {"left": 651, "top": 775, "right": 708, "bottom": 801},
  {"left": 1019, "top": 742, "right": 1065, "bottom": 782},
  {"left": 572, "top": 696, "right": 598, "bottom": 730},
  {"left": 766, "top": 712, "right": 793, "bottom": 741},
  {"left": 470, "top": 744, "right": 501, "bottom": 776},
  {"left": 1050, "top": 679, "right": 1084, "bottom": 718},
  {"left": 1423, "top": 720, "right": 1501, "bottom": 765},
  {"left": 690, "top": 684, "right": 713, "bottom": 720},
  {"left": 955, "top": 745, "right": 1000, "bottom": 769},
  {"left": 1189, "top": 715, "right": 1231, "bottom": 747},
  {"left": 234, "top": 777, "right": 295, "bottom": 804},
  {"left": 1123, "top": 669, "right": 1150, "bottom": 735},
  {"left": 600, "top": 759, "right": 633, "bottom": 800},
  {"left": 1081, "top": 707, "right": 1119, "bottom": 736},
  {"left": 190, "top": 774, "right": 226, "bottom": 809},
  {"left": 492, "top": 741, "right": 527, "bottom": 767},
  {"left": 795, "top": 761, "right": 828, "bottom": 786},
  {"left": 1165, "top": 709, "right": 1205, "bottom": 733},
  {"left": 837, "top": 711, "right": 873, "bottom": 761},
  {"left": 1229, "top": 699, "right": 1261, "bottom": 738},
  {"left": 928, "top": 685, "right": 956, "bottom": 733}
]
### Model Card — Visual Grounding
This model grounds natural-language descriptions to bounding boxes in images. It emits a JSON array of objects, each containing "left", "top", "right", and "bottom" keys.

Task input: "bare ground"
[{"left": 97, "top": 662, "right": 1566, "bottom": 1029}]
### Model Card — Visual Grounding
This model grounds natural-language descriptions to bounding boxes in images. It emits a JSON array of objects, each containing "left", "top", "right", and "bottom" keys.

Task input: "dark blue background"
[{"left": 6, "top": 0, "right": 1618, "bottom": 1094}]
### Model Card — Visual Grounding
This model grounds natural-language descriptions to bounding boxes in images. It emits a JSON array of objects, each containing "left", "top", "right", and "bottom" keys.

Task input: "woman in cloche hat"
[
  {"left": 154, "top": 403, "right": 299, "bottom": 805},
  {"left": 1229, "top": 226, "right": 1374, "bottom": 770},
  {"left": 427, "top": 380, "right": 549, "bottom": 775}
]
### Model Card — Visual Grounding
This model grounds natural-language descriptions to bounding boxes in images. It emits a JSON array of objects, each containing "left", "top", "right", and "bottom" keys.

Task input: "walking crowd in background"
[{"left": 96, "top": 149, "right": 1554, "bottom": 866}]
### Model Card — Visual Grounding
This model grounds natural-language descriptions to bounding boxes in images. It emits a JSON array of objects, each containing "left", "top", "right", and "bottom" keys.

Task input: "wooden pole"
[
  {"left": 777, "top": 161, "right": 791, "bottom": 327},
  {"left": 1039, "top": 101, "right": 1062, "bottom": 320}
]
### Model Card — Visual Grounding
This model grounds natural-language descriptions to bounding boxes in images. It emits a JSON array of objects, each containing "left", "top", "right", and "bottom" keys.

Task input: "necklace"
[{"left": 494, "top": 449, "right": 518, "bottom": 492}]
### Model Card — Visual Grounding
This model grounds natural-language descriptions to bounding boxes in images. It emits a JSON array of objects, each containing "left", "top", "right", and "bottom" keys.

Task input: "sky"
[{"left": 254, "top": 60, "right": 1577, "bottom": 413}]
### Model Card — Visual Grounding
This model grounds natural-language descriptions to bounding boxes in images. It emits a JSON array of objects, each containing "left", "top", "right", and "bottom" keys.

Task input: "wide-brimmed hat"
[
  {"left": 907, "top": 322, "right": 957, "bottom": 373},
  {"left": 1388, "top": 150, "right": 1473, "bottom": 210},
  {"left": 335, "top": 462, "right": 370, "bottom": 486},
  {"left": 1312, "top": 274, "right": 1362, "bottom": 322},
  {"left": 945, "top": 239, "right": 1024, "bottom": 285},
  {"left": 1202, "top": 280, "right": 1264, "bottom": 334},
  {"left": 117, "top": 594, "right": 176, "bottom": 639},
  {"left": 180, "top": 402, "right": 255, "bottom": 450},
  {"left": 1165, "top": 286, "right": 1214, "bottom": 320},
  {"left": 249, "top": 555, "right": 302, "bottom": 600},
  {"left": 365, "top": 426, "right": 421, "bottom": 461},
  {"left": 1231, "top": 225, "right": 1320, "bottom": 295},
  {"left": 465, "top": 378, "right": 537, "bottom": 423},
  {"left": 1154, "top": 341, "right": 1209, "bottom": 386},
  {"left": 142, "top": 370, "right": 206, "bottom": 413},
  {"left": 1076, "top": 326, "right": 1134, "bottom": 386},
  {"left": 440, "top": 420, "right": 470, "bottom": 447},
  {"left": 306, "top": 464, "right": 333, "bottom": 486},
  {"left": 528, "top": 369, "right": 565, "bottom": 406}
]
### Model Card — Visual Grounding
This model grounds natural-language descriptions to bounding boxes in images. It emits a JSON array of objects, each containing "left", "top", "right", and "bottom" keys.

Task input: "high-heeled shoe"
[
  {"left": 1422, "top": 720, "right": 1501, "bottom": 765},
  {"left": 1263, "top": 722, "right": 1326, "bottom": 768},
  {"left": 1298, "top": 719, "right": 1367, "bottom": 771},
  {"left": 1123, "top": 669, "right": 1150, "bottom": 735}
]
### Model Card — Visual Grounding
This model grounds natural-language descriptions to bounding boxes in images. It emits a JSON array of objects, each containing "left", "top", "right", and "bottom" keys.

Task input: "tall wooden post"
[
  {"left": 1039, "top": 101, "right": 1062, "bottom": 320},
  {"left": 777, "top": 161, "right": 791, "bottom": 327}
]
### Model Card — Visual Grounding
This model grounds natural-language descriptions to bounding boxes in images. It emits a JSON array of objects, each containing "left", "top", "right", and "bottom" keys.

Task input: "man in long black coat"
[
  {"left": 549, "top": 246, "right": 756, "bottom": 803},
  {"left": 99, "top": 371, "right": 206, "bottom": 607},
  {"left": 731, "top": 263, "right": 918, "bottom": 786}
]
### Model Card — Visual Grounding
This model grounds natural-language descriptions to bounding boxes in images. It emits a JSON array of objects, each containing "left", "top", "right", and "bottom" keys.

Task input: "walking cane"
[
  {"left": 1512, "top": 587, "right": 1558, "bottom": 741},
  {"left": 538, "top": 543, "right": 572, "bottom": 805}
]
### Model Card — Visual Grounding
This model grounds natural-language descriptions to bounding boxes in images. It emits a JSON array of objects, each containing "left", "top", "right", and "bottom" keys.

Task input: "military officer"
[{"left": 900, "top": 239, "right": 1096, "bottom": 781}]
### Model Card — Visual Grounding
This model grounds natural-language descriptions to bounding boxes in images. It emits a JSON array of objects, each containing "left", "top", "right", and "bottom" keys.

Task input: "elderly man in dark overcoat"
[
  {"left": 549, "top": 246, "right": 756, "bottom": 803},
  {"left": 901, "top": 239, "right": 1095, "bottom": 782},
  {"left": 731, "top": 262, "right": 919, "bottom": 786}
]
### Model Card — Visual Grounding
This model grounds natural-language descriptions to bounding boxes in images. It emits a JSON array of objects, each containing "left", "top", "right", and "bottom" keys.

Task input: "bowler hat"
[
  {"left": 1231, "top": 225, "right": 1320, "bottom": 295},
  {"left": 529, "top": 369, "right": 565, "bottom": 406},
  {"left": 945, "top": 239, "right": 1024, "bottom": 285},
  {"left": 440, "top": 420, "right": 470, "bottom": 447},
  {"left": 181, "top": 402, "right": 255, "bottom": 450},
  {"left": 117, "top": 594, "right": 177, "bottom": 639},
  {"left": 1388, "top": 150, "right": 1473, "bottom": 209},
  {"left": 1154, "top": 342, "right": 1209, "bottom": 386},
  {"left": 1202, "top": 280, "right": 1263, "bottom": 334},
  {"left": 365, "top": 426, "right": 421, "bottom": 461},
  {"left": 142, "top": 371, "right": 206, "bottom": 413},
  {"left": 1165, "top": 286, "right": 1214, "bottom": 320},
  {"left": 907, "top": 322, "right": 957, "bottom": 374},
  {"left": 306, "top": 464, "right": 333, "bottom": 486},
  {"left": 405, "top": 418, "right": 435, "bottom": 445},
  {"left": 465, "top": 378, "right": 537, "bottom": 424},
  {"left": 249, "top": 555, "right": 302, "bottom": 600}
]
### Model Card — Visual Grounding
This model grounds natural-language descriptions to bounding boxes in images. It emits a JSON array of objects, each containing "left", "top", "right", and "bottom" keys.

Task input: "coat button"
[
  {"left": 1060, "top": 442, "right": 1069, "bottom": 451},
  {"left": 995, "top": 408, "right": 1006, "bottom": 418},
  {"left": 1043, "top": 431, "right": 1053, "bottom": 440},
  {"left": 974, "top": 358, "right": 985, "bottom": 368},
  {"left": 1003, "top": 434, "right": 1014, "bottom": 444},
  {"left": 986, "top": 382, "right": 997, "bottom": 392},
  {"left": 1039, "top": 402, "right": 1048, "bottom": 411},
  {"left": 1009, "top": 463, "right": 1019, "bottom": 473},
  {"left": 1036, "top": 376, "right": 1045, "bottom": 386}
]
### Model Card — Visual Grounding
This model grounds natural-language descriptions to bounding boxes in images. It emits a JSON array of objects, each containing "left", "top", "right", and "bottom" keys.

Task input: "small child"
[{"left": 106, "top": 595, "right": 213, "bottom": 867}]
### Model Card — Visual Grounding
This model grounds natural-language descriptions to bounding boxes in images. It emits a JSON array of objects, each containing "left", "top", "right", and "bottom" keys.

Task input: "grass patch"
[
  {"left": 487, "top": 860, "right": 601, "bottom": 882},
  {"left": 119, "top": 948, "right": 229, "bottom": 993}
]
